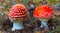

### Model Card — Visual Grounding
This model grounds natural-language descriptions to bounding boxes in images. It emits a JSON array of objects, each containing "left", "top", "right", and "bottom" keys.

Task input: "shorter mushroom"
[{"left": 33, "top": 5, "right": 54, "bottom": 31}]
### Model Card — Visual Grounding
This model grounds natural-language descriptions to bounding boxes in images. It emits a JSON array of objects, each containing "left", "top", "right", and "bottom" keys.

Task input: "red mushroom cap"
[
  {"left": 33, "top": 5, "right": 54, "bottom": 19},
  {"left": 9, "top": 4, "right": 29, "bottom": 20}
]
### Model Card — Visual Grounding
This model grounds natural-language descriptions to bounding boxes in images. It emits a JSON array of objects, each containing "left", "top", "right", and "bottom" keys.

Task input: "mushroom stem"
[
  {"left": 39, "top": 19, "right": 49, "bottom": 31},
  {"left": 11, "top": 22, "right": 24, "bottom": 31}
]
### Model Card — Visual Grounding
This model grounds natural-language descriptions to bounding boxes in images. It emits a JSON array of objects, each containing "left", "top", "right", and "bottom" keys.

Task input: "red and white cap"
[
  {"left": 33, "top": 5, "right": 54, "bottom": 19},
  {"left": 9, "top": 4, "right": 29, "bottom": 20}
]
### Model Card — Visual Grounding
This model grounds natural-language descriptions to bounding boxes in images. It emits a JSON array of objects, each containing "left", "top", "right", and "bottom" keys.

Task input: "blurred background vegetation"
[{"left": 0, "top": 0, "right": 60, "bottom": 33}]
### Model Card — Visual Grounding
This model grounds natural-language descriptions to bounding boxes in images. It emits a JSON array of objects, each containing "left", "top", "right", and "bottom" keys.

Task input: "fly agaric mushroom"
[
  {"left": 33, "top": 5, "right": 54, "bottom": 31},
  {"left": 9, "top": 4, "right": 29, "bottom": 31}
]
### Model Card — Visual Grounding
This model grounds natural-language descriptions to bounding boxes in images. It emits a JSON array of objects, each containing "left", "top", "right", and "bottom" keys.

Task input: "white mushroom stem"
[
  {"left": 11, "top": 22, "right": 24, "bottom": 31},
  {"left": 39, "top": 19, "right": 49, "bottom": 31}
]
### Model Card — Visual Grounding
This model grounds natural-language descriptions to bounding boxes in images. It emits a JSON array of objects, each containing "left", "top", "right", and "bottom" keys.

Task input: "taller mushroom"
[
  {"left": 33, "top": 5, "right": 54, "bottom": 31},
  {"left": 9, "top": 4, "right": 29, "bottom": 31}
]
